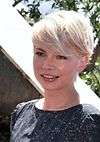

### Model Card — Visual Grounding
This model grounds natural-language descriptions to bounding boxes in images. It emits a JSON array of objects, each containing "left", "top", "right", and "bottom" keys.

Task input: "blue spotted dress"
[{"left": 10, "top": 99, "right": 100, "bottom": 142}]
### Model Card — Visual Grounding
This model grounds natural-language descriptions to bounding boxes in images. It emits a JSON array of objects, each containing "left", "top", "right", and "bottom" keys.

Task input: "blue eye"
[{"left": 56, "top": 55, "right": 68, "bottom": 60}]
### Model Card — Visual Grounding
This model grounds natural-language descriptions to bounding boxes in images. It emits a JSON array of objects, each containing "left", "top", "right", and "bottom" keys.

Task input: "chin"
[{"left": 41, "top": 84, "right": 59, "bottom": 91}]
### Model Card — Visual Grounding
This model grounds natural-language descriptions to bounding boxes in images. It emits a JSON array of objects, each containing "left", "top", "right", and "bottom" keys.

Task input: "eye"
[
  {"left": 35, "top": 51, "right": 46, "bottom": 57},
  {"left": 56, "top": 55, "right": 68, "bottom": 60}
]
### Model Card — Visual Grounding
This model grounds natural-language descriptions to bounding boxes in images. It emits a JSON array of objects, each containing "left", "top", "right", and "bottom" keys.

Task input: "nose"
[{"left": 42, "top": 56, "right": 55, "bottom": 70}]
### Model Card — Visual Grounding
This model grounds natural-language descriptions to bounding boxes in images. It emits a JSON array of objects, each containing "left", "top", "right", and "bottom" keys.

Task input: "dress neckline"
[{"left": 33, "top": 101, "right": 83, "bottom": 113}]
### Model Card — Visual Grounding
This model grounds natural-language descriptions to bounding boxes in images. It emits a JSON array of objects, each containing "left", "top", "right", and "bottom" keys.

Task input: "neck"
[{"left": 39, "top": 87, "right": 80, "bottom": 111}]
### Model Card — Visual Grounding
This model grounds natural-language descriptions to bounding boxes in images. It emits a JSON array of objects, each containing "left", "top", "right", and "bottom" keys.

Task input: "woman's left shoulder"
[
  {"left": 81, "top": 104, "right": 100, "bottom": 125},
  {"left": 82, "top": 104, "right": 100, "bottom": 114},
  {"left": 82, "top": 104, "right": 100, "bottom": 115},
  {"left": 79, "top": 104, "right": 100, "bottom": 141}
]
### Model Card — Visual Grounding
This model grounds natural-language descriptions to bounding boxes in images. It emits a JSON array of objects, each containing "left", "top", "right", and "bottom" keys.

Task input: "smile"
[{"left": 40, "top": 74, "right": 59, "bottom": 82}]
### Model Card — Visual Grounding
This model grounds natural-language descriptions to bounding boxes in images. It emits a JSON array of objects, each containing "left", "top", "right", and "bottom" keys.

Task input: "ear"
[{"left": 78, "top": 56, "right": 89, "bottom": 73}]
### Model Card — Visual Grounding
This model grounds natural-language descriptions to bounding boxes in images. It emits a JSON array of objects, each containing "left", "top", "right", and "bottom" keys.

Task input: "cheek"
[
  {"left": 33, "top": 58, "right": 40, "bottom": 68},
  {"left": 33, "top": 61, "right": 40, "bottom": 80},
  {"left": 33, "top": 58, "right": 42, "bottom": 76},
  {"left": 33, "top": 58, "right": 38, "bottom": 74},
  {"left": 60, "top": 62, "right": 79, "bottom": 74}
]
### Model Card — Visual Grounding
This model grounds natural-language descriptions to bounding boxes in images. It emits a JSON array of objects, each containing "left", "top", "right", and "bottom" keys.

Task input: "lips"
[{"left": 40, "top": 74, "right": 59, "bottom": 82}]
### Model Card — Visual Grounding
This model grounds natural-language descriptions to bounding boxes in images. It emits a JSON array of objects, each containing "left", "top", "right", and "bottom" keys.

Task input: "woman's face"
[{"left": 33, "top": 43, "right": 83, "bottom": 92}]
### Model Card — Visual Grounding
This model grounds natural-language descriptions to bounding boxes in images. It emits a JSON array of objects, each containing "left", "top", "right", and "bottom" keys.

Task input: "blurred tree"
[{"left": 12, "top": 0, "right": 100, "bottom": 96}]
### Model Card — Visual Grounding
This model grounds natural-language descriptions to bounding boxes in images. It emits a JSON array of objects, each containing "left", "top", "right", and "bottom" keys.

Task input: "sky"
[{"left": 0, "top": 0, "right": 100, "bottom": 108}]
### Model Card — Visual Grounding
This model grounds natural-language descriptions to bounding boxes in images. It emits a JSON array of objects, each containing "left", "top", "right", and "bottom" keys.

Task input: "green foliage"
[
  {"left": 16, "top": 0, "right": 42, "bottom": 25},
  {"left": 53, "top": 0, "right": 78, "bottom": 11},
  {"left": 80, "top": 57, "right": 100, "bottom": 97},
  {"left": 53, "top": 0, "right": 100, "bottom": 40},
  {"left": 12, "top": 0, "right": 100, "bottom": 96}
]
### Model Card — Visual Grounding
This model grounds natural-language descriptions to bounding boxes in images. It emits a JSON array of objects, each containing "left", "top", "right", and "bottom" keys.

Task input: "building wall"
[{"left": 0, "top": 46, "right": 41, "bottom": 115}]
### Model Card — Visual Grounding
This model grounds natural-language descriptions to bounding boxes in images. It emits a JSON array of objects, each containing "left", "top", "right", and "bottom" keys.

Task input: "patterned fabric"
[{"left": 10, "top": 99, "right": 100, "bottom": 142}]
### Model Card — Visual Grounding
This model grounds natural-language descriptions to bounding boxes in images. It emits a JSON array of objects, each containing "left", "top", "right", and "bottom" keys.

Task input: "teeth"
[
  {"left": 41, "top": 74, "right": 59, "bottom": 79},
  {"left": 42, "top": 75, "right": 55, "bottom": 79}
]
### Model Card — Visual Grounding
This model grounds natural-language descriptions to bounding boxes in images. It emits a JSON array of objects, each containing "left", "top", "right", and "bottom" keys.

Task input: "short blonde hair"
[{"left": 32, "top": 10, "right": 94, "bottom": 58}]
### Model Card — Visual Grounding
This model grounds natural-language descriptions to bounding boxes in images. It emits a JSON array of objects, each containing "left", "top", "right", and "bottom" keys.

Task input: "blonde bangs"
[{"left": 32, "top": 10, "right": 94, "bottom": 58}]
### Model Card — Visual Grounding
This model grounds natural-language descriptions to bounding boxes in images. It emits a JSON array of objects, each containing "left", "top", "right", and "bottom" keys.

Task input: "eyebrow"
[{"left": 35, "top": 48, "right": 46, "bottom": 52}]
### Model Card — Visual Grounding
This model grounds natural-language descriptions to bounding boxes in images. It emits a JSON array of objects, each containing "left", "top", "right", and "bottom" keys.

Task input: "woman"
[{"left": 10, "top": 10, "right": 100, "bottom": 142}]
